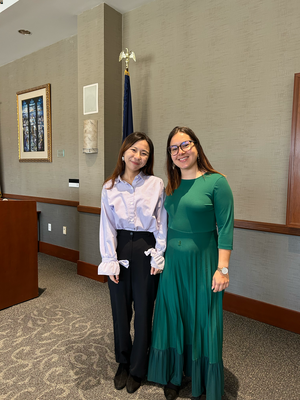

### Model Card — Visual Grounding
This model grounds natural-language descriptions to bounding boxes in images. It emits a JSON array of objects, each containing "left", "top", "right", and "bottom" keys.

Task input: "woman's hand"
[
  {"left": 212, "top": 249, "right": 231, "bottom": 292},
  {"left": 150, "top": 267, "right": 162, "bottom": 275},
  {"left": 109, "top": 275, "right": 119, "bottom": 284},
  {"left": 211, "top": 270, "right": 229, "bottom": 292}
]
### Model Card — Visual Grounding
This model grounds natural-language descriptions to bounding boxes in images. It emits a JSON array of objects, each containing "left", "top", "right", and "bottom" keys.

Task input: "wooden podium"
[{"left": 0, "top": 200, "right": 38, "bottom": 310}]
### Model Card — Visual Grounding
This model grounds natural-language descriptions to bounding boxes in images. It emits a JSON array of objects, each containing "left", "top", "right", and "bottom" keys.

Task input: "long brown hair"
[
  {"left": 104, "top": 132, "right": 154, "bottom": 189},
  {"left": 166, "top": 126, "right": 224, "bottom": 195}
]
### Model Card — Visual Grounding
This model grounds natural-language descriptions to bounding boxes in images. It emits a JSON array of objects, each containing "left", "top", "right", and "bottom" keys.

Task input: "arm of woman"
[
  {"left": 211, "top": 176, "right": 234, "bottom": 292},
  {"left": 98, "top": 186, "right": 120, "bottom": 284},
  {"left": 150, "top": 181, "right": 168, "bottom": 275}
]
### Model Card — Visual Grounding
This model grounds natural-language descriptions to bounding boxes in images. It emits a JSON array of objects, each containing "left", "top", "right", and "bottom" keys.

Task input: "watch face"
[{"left": 222, "top": 267, "right": 228, "bottom": 274}]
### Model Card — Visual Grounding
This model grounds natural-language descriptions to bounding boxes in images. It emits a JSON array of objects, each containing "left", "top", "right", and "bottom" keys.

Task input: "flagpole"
[{"left": 119, "top": 48, "right": 136, "bottom": 141}]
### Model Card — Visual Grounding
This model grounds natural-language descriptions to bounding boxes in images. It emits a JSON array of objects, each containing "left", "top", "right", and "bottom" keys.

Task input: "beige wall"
[
  {"left": 77, "top": 4, "right": 122, "bottom": 264},
  {"left": 123, "top": 0, "right": 300, "bottom": 224},
  {"left": 78, "top": 3, "right": 122, "bottom": 208},
  {"left": 0, "top": 3, "right": 122, "bottom": 264},
  {"left": 0, "top": 37, "right": 79, "bottom": 201},
  {"left": 0, "top": 3, "right": 122, "bottom": 210},
  {"left": 104, "top": 4, "right": 123, "bottom": 180},
  {"left": 78, "top": 5, "right": 105, "bottom": 208},
  {"left": 0, "top": 0, "right": 299, "bottom": 310},
  {"left": 1, "top": 0, "right": 298, "bottom": 222}
]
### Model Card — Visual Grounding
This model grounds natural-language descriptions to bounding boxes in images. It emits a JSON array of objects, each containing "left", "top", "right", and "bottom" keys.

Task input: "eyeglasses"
[{"left": 168, "top": 140, "right": 196, "bottom": 156}]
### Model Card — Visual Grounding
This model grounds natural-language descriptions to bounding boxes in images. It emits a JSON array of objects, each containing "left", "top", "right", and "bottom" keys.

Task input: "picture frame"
[
  {"left": 83, "top": 83, "right": 98, "bottom": 115},
  {"left": 16, "top": 83, "right": 52, "bottom": 162}
]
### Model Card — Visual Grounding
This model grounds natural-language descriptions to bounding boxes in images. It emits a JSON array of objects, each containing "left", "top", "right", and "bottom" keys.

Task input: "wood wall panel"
[
  {"left": 5, "top": 194, "right": 300, "bottom": 236},
  {"left": 234, "top": 219, "right": 300, "bottom": 236},
  {"left": 286, "top": 72, "right": 300, "bottom": 228},
  {"left": 4, "top": 193, "right": 79, "bottom": 207},
  {"left": 223, "top": 292, "right": 300, "bottom": 334},
  {"left": 77, "top": 260, "right": 107, "bottom": 283},
  {"left": 77, "top": 205, "right": 101, "bottom": 214},
  {"left": 8, "top": 195, "right": 297, "bottom": 237},
  {"left": 39, "top": 242, "right": 79, "bottom": 263}
]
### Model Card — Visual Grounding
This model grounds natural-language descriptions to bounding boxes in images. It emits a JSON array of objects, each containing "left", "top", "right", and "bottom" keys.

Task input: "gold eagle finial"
[{"left": 119, "top": 48, "right": 136, "bottom": 71}]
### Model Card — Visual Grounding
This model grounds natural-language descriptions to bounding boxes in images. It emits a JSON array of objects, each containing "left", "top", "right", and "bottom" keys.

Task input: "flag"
[{"left": 122, "top": 70, "right": 133, "bottom": 141}]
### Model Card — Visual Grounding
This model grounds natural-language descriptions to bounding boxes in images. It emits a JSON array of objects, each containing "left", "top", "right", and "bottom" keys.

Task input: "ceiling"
[{"left": 0, "top": 0, "right": 154, "bottom": 68}]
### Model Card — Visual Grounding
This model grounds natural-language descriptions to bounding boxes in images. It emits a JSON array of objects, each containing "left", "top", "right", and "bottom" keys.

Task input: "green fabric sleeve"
[{"left": 213, "top": 176, "right": 234, "bottom": 250}]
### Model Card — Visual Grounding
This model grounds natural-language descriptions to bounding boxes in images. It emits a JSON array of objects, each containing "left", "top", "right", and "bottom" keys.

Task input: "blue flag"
[{"left": 122, "top": 71, "right": 133, "bottom": 141}]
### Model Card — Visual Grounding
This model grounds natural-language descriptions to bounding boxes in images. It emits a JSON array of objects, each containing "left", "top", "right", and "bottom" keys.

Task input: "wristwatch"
[{"left": 217, "top": 267, "right": 229, "bottom": 275}]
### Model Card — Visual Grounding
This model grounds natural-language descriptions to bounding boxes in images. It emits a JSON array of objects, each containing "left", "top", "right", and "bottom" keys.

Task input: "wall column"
[{"left": 77, "top": 3, "right": 122, "bottom": 268}]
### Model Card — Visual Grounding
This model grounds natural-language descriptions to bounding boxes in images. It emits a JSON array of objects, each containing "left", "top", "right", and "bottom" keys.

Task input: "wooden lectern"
[{"left": 0, "top": 200, "right": 38, "bottom": 310}]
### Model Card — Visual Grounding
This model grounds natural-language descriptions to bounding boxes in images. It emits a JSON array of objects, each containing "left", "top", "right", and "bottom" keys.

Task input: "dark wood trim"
[
  {"left": 234, "top": 219, "right": 300, "bottom": 236},
  {"left": 3, "top": 193, "right": 79, "bottom": 207},
  {"left": 4, "top": 196, "right": 300, "bottom": 236},
  {"left": 39, "top": 242, "right": 79, "bottom": 263},
  {"left": 77, "top": 205, "right": 101, "bottom": 214},
  {"left": 37, "top": 244, "right": 300, "bottom": 333},
  {"left": 77, "top": 260, "right": 107, "bottom": 283},
  {"left": 223, "top": 292, "right": 300, "bottom": 334},
  {"left": 286, "top": 72, "right": 300, "bottom": 228}
]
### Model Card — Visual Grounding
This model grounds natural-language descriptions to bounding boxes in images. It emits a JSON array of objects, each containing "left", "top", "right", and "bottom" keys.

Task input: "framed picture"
[
  {"left": 16, "top": 83, "right": 52, "bottom": 162},
  {"left": 83, "top": 83, "right": 98, "bottom": 115}
]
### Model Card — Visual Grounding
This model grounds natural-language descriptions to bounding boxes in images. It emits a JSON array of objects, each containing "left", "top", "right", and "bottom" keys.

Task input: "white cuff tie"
[
  {"left": 144, "top": 248, "right": 165, "bottom": 270},
  {"left": 119, "top": 260, "right": 129, "bottom": 268}
]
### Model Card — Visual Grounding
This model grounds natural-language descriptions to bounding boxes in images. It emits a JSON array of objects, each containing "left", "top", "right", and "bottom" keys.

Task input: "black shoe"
[
  {"left": 164, "top": 384, "right": 179, "bottom": 400},
  {"left": 126, "top": 374, "right": 141, "bottom": 393},
  {"left": 114, "top": 363, "right": 129, "bottom": 390}
]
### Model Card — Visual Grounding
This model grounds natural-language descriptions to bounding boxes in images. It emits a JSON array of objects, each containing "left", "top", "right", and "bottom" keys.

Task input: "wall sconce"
[{"left": 83, "top": 120, "right": 98, "bottom": 154}]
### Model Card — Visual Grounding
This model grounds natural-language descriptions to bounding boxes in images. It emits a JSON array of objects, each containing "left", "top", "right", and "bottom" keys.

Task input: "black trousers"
[{"left": 108, "top": 230, "right": 160, "bottom": 378}]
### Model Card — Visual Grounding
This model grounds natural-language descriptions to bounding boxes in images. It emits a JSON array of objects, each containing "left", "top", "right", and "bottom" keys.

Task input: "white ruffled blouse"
[{"left": 98, "top": 172, "right": 167, "bottom": 276}]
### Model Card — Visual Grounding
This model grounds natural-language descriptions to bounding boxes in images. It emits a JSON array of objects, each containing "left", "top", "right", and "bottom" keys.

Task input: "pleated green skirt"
[{"left": 148, "top": 228, "right": 224, "bottom": 399}]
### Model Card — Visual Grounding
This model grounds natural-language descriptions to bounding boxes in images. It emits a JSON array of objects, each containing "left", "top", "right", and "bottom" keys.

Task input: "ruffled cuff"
[
  {"left": 98, "top": 259, "right": 129, "bottom": 276},
  {"left": 144, "top": 248, "right": 165, "bottom": 270}
]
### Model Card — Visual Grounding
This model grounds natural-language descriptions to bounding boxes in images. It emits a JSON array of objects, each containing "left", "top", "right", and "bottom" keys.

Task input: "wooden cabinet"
[{"left": 0, "top": 200, "right": 38, "bottom": 310}]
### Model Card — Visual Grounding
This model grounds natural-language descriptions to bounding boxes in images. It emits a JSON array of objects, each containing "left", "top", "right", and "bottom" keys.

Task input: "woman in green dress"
[{"left": 147, "top": 126, "right": 234, "bottom": 400}]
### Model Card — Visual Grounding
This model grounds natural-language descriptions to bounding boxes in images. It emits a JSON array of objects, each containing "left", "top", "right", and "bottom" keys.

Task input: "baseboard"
[
  {"left": 38, "top": 245, "right": 299, "bottom": 333},
  {"left": 223, "top": 292, "right": 300, "bottom": 334},
  {"left": 39, "top": 242, "right": 79, "bottom": 263},
  {"left": 77, "top": 260, "right": 108, "bottom": 283}
]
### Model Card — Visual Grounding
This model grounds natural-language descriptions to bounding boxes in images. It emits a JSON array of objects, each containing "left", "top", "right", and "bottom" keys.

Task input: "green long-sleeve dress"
[{"left": 147, "top": 173, "right": 234, "bottom": 399}]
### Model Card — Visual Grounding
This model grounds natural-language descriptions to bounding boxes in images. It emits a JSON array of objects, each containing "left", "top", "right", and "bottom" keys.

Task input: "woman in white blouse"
[{"left": 98, "top": 132, "right": 167, "bottom": 394}]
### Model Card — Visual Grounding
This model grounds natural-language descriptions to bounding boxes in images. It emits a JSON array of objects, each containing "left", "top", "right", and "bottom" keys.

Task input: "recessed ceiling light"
[{"left": 18, "top": 29, "right": 31, "bottom": 35}]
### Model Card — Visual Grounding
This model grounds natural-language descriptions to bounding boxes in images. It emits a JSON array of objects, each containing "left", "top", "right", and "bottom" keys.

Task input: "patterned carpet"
[{"left": 0, "top": 253, "right": 299, "bottom": 400}]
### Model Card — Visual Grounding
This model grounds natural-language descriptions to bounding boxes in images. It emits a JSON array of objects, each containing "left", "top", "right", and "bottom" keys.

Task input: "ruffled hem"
[
  {"left": 144, "top": 248, "right": 165, "bottom": 270},
  {"left": 98, "top": 261, "right": 120, "bottom": 276},
  {"left": 147, "top": 346, "right": 224, "bottom": 399}
]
